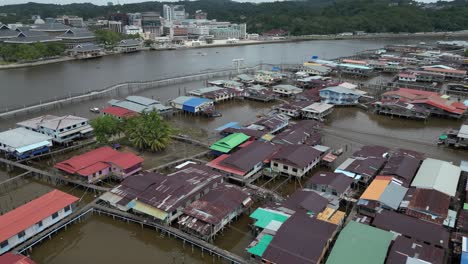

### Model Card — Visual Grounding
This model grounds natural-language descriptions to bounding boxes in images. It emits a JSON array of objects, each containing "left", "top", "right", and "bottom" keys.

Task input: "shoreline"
[{"left": 1, "top": 31, "right": 468, "bottom": 70}]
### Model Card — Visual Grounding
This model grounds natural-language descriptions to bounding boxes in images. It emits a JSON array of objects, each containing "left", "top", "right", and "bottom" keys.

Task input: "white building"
[
  {"left": 17, "top": 115, "right": 93, "bottom": 144},
  {"left": 123, "top": 25, "right": 143, "bottom": 35},
  {"left": 0, "top": 128, "right": 52, "bottom": 159},
  {"left": 301, "top": 102, "right": 334, "bottom": 120},
  {"left": 163, "top": 4, "right": 186, "bottom": 21},
  {"left": 411, "top": 158, "right": 461, "bottom": 197},
  {"left": 270, "top": 145, "right": 323, "bottom": 178},
  {"left": 0, "top": 190, "right": 78, "bottom": 255},
  {"left": 272, "top": 84, "right": 303, "bottom": 96},
  {"left": 108, "top": 21, "right": 122, "bottom": 33}
]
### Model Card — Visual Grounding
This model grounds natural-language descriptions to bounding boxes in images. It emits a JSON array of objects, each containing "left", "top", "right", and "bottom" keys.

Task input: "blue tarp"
[
  {"left": 462, "top": 252, "right": 468, "bottom": 263},
  {"left": 215, "top": 122, "right": 240, "bottom": 131},
  {"left": 182, "top": 98, "right": 211, "bottom": 113}
]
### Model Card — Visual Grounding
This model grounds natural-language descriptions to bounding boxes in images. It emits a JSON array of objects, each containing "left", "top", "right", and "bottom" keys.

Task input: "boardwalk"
[{"left": 0, "top": 158, "right": 110, "bottom": 192}]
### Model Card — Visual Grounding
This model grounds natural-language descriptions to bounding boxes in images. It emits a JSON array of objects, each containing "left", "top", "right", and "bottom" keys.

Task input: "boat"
[
  {"left": 90, "top": 107, "right": 100, "bottom": 113},
  {"left": 332, "top": 148, "right": 344, "bottom": 156}
]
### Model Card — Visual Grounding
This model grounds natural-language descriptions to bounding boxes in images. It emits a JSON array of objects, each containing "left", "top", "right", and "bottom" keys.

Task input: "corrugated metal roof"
[
  {"left": 129, "top": 200, "right": 168, "bottom": 220},
  {"left": 250, "top": 208, "right": 290, "bottom": 229},
  {"left": 247, "top": 234, "right": 273, "bottom": 257},
  {"left": 183, "top": 97, "right": 212, "bottom": 108},
  {"left": 411, "top": 158, "right": 461, "bottom": 197},
  {"left": 125, "top": 95, "right": 159, "bottom": 106},
  {"left": 326, "top": 221, "right": 393, "bottom": 264},
  {"left": 0, "top": 128, "right": 52, "bottom": 149},
  {"left": 210, "top": 133, "right": 250, "bottom": 153},
  {"left": 378, "top": 182, "right": 408, "bottom": 210},
  {"left": 171, "top": 96, "right": 193, "bottom": 105},
  {"left": 15, "top": 140, "right": 51, "bottom": 154}
]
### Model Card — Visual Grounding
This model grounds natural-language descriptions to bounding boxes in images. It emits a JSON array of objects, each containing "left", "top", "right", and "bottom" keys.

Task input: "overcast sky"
[{"left": 0, "top": 0, "right": 442, "bottom": 6}]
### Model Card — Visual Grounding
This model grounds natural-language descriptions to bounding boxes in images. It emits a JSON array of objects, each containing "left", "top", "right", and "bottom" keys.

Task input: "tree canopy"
[
  {"left": 0, "top": 42, "right": 65, "bottom": 62},
  {"left": 90, "top": 115, "right": 122, "bottom": 144},
  {"left": 2, "top": 0, "right": 468, "bottom": 35}
]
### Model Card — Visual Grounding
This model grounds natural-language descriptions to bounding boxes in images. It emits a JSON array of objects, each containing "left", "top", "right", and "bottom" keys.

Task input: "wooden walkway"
[{"left": 0, "top": 158, "right": 110, "bottom": 192}]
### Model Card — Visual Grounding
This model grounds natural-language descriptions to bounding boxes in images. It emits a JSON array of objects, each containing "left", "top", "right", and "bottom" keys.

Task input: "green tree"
[
  {"left": 143, "top": 39, "right": 155, "bottom": 47},
  {"left": 125, "top": 111, "right": 174, "bottom": 152},
  {"left": 95, "top": 29, "right": 121, "bottom": 47},
  {"left": 465, "top": 49, "right": 468, "bottom": 57},
  {"left": 90, "top": 115, "right": 121, "bottom": 144}
]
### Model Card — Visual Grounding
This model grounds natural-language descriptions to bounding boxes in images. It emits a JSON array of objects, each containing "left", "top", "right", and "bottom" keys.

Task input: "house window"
[
  {"left": 18, "top": 231, "right": 26, "bottom": 239},
  {"left": 64, "top": 205, "right": 71, "bottom": 212},
  {"left": 37, "top": 221, "right": 43, "bottom": 227},
  {"left": 0, "top": 240, "right": 8, "bottom": 249},
  {"left": 292, "top": 168, "right": 298, "bottom": 173},
  {"left": 52, "top": 212, "right": 59, "bottom": 219},
  {"left": 283, "top": 165, "right": 288, "bottom": 170}
]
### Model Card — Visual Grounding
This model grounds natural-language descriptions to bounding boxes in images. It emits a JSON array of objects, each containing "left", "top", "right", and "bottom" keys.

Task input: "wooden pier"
[{"left": 0, "top": 158, "right": 110, "bottom": 192}]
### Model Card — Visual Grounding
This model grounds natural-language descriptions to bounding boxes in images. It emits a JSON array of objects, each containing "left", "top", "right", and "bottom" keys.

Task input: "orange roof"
[
  {"left": 360, "top": 176, "right": 392, "bottom": 201},
  {"left": 342, "top": 59, "right": 368, "bottom": 65},
  {"left": 0, "top": 190, "right": 78, "bottom": 243},
  {"left": 424, "top": 67, "right": 466, "bottom": 75},
  {"left": 317, "top": 208, "right": 346, "bottom": 225}
]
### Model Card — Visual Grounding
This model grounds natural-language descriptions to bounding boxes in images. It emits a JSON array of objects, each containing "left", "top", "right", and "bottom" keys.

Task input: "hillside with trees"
[{"left": 1, "top": 0, "right": 468, "bottom": 35}]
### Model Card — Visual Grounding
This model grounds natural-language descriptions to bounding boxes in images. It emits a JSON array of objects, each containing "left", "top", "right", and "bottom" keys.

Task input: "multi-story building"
[
  {"left": 108, "top": 21, "right": 122, "bottom": 33},
  {"left": 127, "top": 13, "right": 142, "bottom": 27},
  {"left": 163, "top": 5, "right": 186, "bottom": 21},
  {"left": 141, "top": 12, "right": 162, "bottom": 37},
  {"left": 194, "top": 10, "right": 208, "bottom": 20},
  {"left": 55, "top": 15, "right": 84, "bottom": 28},
  {"left": 319, "top": 86, "right": 366, "bottom": 106},
  {"left": 210, "top": 23, "right": 246, "bottom": 40},
  {"left": 109, "top": 13, "right": 129, "bottom": 26},
  {"left": 123, "top": 25, "right": 143, "bottom": 35}
]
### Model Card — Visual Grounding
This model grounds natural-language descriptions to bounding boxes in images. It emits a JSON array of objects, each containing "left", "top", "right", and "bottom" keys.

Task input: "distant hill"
[{"left": 1, "top": 0, "right": 468, "bottom": 35}]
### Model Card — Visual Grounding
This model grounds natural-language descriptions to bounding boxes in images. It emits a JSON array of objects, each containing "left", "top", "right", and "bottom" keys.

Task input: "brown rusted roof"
[
  {"left": 353, "top": 145, "right": 390, "bottom": 158},
  {"left": 407, "top": 189, "right": 450, "bottom": 217},
  {"left": 220, "top": 141, "right": 280, "bottom": 172},
  {"left": 282, "top": 189, "right": 329, "bottom": 213},
  {"left": 112, "top": 164, "right": 224, "bottom": 213},
  {"left": 262, "top": 210, "right": 337, "bottom": 264},
  {"left": 306, "top": 171, "right": 353, "bottom": 194},
  {"left": 381, "top": 155, "right": 421, "bottom": 186},
  {"left": 386, "top": 236, "right": 445, "bottom": 264},
  {"left": 373, "top": 210, "right": 450, "bottom": 248},
  {"left": 221, "top": 127, "right": 265, "bottom": 139},
  {"left": 345, "top": 157, "right": 387, "bottom": 178},
  {"left": 271, "top": 145, "right": 322, "bottom": 168},
  {"left": 181, "top": 184, "right": 250, "bottom": 227},
  {"left": 273, "top": 120, "right": 323, "bottom": 145}
]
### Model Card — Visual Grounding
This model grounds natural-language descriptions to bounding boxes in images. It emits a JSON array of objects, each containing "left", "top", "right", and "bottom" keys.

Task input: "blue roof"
[
  {"left": 462, "top": 252, "right": 468, "bottom": 264},
  {"left": 215, "top": 122, "right": 240, "bottom": 131},
  {"left": 183, "top": 97, "right": 212, "bottom": 107},
  {"left": 16, "top": 140, "right": 51, "bottom": 154}
]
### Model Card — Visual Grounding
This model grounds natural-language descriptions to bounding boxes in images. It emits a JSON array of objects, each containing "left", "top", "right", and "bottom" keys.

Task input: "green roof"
[
  {"left": 210, "top": 133, "right": 250, "bottom": 153},
  {"left": 464, "top": 203, "right": 468, "bottom": 210},
  {"left": 250, "top": 208, "right": 290, "bottom": 229},
  {"left": 326, "top": 221, "right": 393, "bottom": 264},
  {"left": 247, "top": 234, "right": 274, "bottom": 257}
]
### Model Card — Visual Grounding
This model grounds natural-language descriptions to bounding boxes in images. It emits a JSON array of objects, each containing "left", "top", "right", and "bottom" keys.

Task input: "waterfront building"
[
  {"left": 337, "top": 63, "right": 373, "bottom": 76},
  {"left": 102, "top": 106, "right": 138, "bottom": 120},
  {"left": 305, "top": 171, "right": 354, "bottom": 199},
  {"left": 272, "top": 120, "right": 323, "bottom": 145},
  {"left": 357, "top": 176, "right": 408, "bottom": 217},
  {"left": 101, "top": 163, "right": 224, "bottom": 224},
  {"left": 244, "top": 85, "right": 276, "bottom": 102},
  {"left": 127, "top": 13, "right": 142, "bottom": 27},
  {"left": 380, "top": 151, "right": 423, "bottom": 187},
  {"left": 188, "top": 87, "right": 237, "bottom": 102},
  {"left": 251, "top": 114, "right": 289, "bottom": 134},
  {"left": 163, "top": 5, "right": 186, "bottom": 21},
  {"left": 272, "top": 84, "right": 302, "bottom": 96},
  {"left": 209, "top": 133, "right": 250, "bottom": 154},
  {"left": 55, "top": 15, "right": 84, "bottom": 28},
  {"left": 254, "top": 70, "right": 283, "bottom": 85},
  {"left": 0, "top": 253, "right": 36, "bottom": 263},
  {"left": 270, "top": 145, "right": 322, "bottom": 178},
  {"left": 0, "top": 190, "right": 79, "bottom": 255},
  {"left": 3, "top": 30, "right": 61, "bottom": 44},
  {"left": 410, "top": 158, "right": 461, "bottom": 197},
  {"left": 29, "top": 23, "right": 71, "bottom": 36},
  {"left": 319, "top": 86, "right": 366, "bottom": 105},
  {"left": 402, "top": 188, "right": 451, "bottom": 225},
  {"left": 326, "top": 221, "right": 394, "bottom": 264},
  {"left": 410, "top": 70, "right": 445, "bottom": 82},
  {"left": 0, "top": 25, "right": 22, "bottom": 42},
  {"left": 17, "top": 115, "right": 92, "bottom": 144},
  {"left": 373, "top": 210, "right": 450, "bottom": 249},
  {"left": 277, "top": 101, "right": 313, "bottom": 118},
  {"left": 59, "top": 28, "right": 96, "bottom": 49},
  {"left": 423, "top": 66, "right": 467, "bottom": 80},
  {"left": 0, "top": 128, "right": 52, "bottom": 160},
  {"left": 302, "top": 64, "right": 332, "bottom": 76},
  {"left": 335, "top": 156, "right": 387, "bottom": 183},
  {"left": 55, "top": 146, "right": 143, "bottom": 183},
  {"left": 373, "top": 100, "right": 430, "bottom": 120},
  {"left": 123, "top": 25, "right": 143, "bottom": 35},
  {"left": 178, "top": 184, "right": 252, "bottom": 241},
  {"left": 108, "top": 21, "right": 122, "bottom": 33},
  {"left": 116, "top": 39, "right": 142, "bottom": 53},
  {"left": 207, "top": 141, "right": 279, "bottom": 183},
  {"left": 301, "top": 102, "right": 334, "bottom": 120},
  {"left": 68, "top": 43, "right": 104, "bottom": 59},
  {"left": 210, "top": 24, "right": 246, "bottom": 40},
  {"left": 398, "top": 72, "right": 417, "bottom": 82},
  {"left": 170, "top": 96, "right": 214, "bottom": 114},
  {"left": 109, "top": 95, "right": 172, "bottom": 116}
]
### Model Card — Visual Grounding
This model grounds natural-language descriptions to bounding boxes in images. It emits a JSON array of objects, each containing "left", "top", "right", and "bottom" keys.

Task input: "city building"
[
  {"left": 109, "top": 13, "right": 129, "bottom": 27},
  {"left": 270, "top": 145, "right": 322, "bottom": 178},
  {"left": 0, "top": 190, "right": 79, "bottom": 255},
  {"left": 194, "top": 10, "right": 208, "bottom": 20},
  {"left": 109, "top": 96, "right": 172, "bottom": 116},
  {"left": 101, "top": 164, "right": 224, "bottom": 224},
  {"left": 108, "top": 21, "right": 122, "bottom": 33},
  {"left": 163, "top": 4, "right": 186, "bottom": 21},
  {"left": 210, "top": 24, "right": 246, "bottom": 40},
  {"left": 127, "top": 13, "right": 142, "bottom": 27},
  {"left": 123, "top": 25, "right": 143, "bottom": 35},
  {"left": 68, "top": 43, "right": 104, "bottom": 59},
  {"left": 0, "top": 25, "right": 22, "bottom": 41},
  {"left": 0, "top": 127, "right": 52, "bottom": 160},
  {"left": 178, "top": 184, "right": 252, "bottom": 241},
  {"left": 55, "top": 15, "right": 84, "bottom": 28},
  {"left": 141, "top": 12, "right": 162, "bottom": 37},
  {"left": 55, "top": 146, "right": 144, "bottom": 183},
  {"left": 59, "top": 28, "right": 96, "bottom": 49},
  {"left": 326, "top": 221, "right": 394, "bottom": 264},
  {"left": 29, "top": 23, "right": 71, "bottom": 36},
  {"left": 17, "top": 115, "right": 92, "bottom": 144},
  {"left": 116, "top": 39, "right": 142, "bottom": 53}
]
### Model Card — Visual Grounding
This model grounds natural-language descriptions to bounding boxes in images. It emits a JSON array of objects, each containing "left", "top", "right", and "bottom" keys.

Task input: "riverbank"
[{"left": 2, "top": 30, "right": 468, "bottom": 71}]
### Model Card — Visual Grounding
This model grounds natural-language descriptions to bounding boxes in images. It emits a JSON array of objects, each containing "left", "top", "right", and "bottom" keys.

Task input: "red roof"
[
  {"left": 0, "top": 253, "right": 36, "bottom": 264},
  {"left": 102, "top": 106, "right": 138, "bottom": 118},
  {"left": 424, "top": 67, "right": 466, "bottom": 75},
  {"left": 206, "top": 154, "right": 246, "bottom": 176},
  {"left": 0, "top": 190, "right": 78, "bottom": 243},
  {"left": 55, "top": 146, "right": 144, "bottom": 176}
]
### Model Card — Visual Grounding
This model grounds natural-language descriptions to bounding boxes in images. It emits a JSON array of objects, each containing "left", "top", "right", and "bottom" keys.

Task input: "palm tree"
[{"left": 125, "top": 110, "right": 174, "bottom": 151}]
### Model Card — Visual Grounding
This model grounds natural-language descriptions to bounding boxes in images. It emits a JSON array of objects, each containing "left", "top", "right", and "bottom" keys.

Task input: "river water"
[{"left": 2, "top": 38, "right": 468, "bottom": 263}]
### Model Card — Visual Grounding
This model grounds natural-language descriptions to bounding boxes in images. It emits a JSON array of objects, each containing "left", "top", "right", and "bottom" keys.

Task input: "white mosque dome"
[{"left": 34, "top": 18, "right": 45, "bottom": 24}]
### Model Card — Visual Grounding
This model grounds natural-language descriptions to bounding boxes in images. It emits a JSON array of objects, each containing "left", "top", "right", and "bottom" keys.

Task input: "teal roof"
[
  {"left": 247, "top": 234, "right": 274, "bottom": 257},
  {"left": 250, "top": 208, "right": 290, "bottom": 229},
  {"left": 326, "top": 221, "right": 393, "bottom": 264},
  {"left": 210, "top": 133, "right": 250, "bottom": 153}
]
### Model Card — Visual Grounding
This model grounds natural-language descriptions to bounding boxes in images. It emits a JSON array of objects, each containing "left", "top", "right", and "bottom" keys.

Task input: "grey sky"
[{"left": 0, "top": 0, "right": 442, "bottom": 5}]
